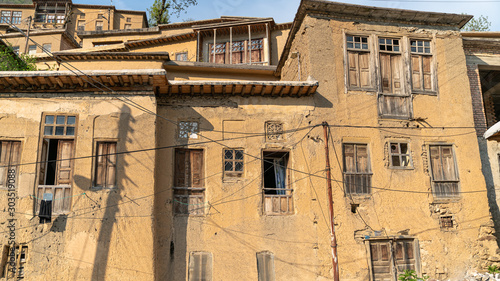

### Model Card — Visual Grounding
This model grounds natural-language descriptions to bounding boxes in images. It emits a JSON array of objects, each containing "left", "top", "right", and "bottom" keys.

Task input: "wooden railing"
[
  {"left": 344, "top": 173, "right": 372, "bottom": 195},
  {"left": 263, "top": 188, "right": 293, "bottom": 215},
  {"left": 36, "top": 185, "right": 71, "bottom": 214}
]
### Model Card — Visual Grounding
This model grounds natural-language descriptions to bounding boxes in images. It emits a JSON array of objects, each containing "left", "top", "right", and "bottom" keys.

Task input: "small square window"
[
  {"left": 411, "top": 40, "right": 431, "bottom": 54},
  {"left": 124, "top": 24, "right": 131, "bottom": 29},
  {"left": 389, "top": 142, "right": 412, "bottom": 168},
  {"left": 28, "top": 45, "right": 36, "bottom": 55},
  {"left": 178, "top": 121, "right": 199, "bottom": 139},
  {"left": 224, "top": 149, "right": 244, "bottom": 178},
  {"left": 440, "top": 216, "right": 454, "bottom": 228},
  {"left": 379, "top": 38, "right": 400, "bottom": 53},
  {"left": 346, "top": 35, "right": 369, "bottom": 50},
  {"left": 265, "top": 122, "right": 284, "bottom": 141},
  {"left": 126, "top": 17, "right": 131, "bottom": 22},
  {"left": 80, "top": 13, "right": 85, "bottom": 19}
]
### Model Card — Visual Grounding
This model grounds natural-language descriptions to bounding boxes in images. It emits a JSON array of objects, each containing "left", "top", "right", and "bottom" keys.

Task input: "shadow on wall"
[
  {"left": 478, "top": 138, "right": 500, "bottom": 249},
  {"left": 154, "top": 106, "right": 215, "bottom": 281}
]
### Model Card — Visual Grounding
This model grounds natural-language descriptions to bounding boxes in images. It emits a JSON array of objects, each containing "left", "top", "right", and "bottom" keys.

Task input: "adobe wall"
[
  {"left": 0, "top": 93, "right": 156, "bottom": 280},
  {"left": 279, "top": 14, "right": 497, "bottom": 280}
]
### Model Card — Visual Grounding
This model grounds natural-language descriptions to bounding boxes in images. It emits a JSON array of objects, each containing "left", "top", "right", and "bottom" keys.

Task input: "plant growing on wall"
[
  {"left": 488, "top": 265, "right": 500, "bottom": 274},
  {"left": 398, "top": 270, "right": 429, "bottom": 281},
  {"left": 0, "top": 44, "right": 36, "bottom": 71}
]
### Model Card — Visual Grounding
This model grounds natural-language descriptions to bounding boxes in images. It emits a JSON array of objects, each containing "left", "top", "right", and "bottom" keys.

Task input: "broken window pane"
[
  {"left": 178, "top": 121, "right": 199, "bottom": 139},
  {"left": 389, "top": 142, "right": 412, "bottom": 168},
  {"left": 263, "top": 151, "right": 292, "bottom": 215}
]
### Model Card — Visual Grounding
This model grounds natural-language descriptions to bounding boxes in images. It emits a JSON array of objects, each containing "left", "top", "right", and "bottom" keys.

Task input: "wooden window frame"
[
  {"left": 439, "top": 215, "right": 454, "bottom": 229},
  {"left": 92, "top": 140, "right": 118, "bottom": 189},
  {"left": 343, "top": 143, "right": 372, "bottom": 195},
  {"left": 36, "top": 113, "right": 78, "bottom": 215},
  {"left": 262, "top": 150, "right": 293, "bottom": 215},
  {"left": 223, "top": 148, "right": 244, "bottom": 179},
  {"left": 173, "top": 148, "right": 205, "bottom": 216},
  {"left": 0, "top": 10, "right": 19, "bottom": 24},
  {"left": 410, "top": 38, "right": 437, "bottom": 95},
  {"left": 388, "top": 142, "right": 412, "bottom": 169},
  {"left": 42, "top": 43, "right": 51, "bottom": 53},
  {"left": 188, "top": 252, "right": 212, "bottom": 281},
  {"left": 366, "top": 238, "right": 421, "bottom": 281},
  {"left": 344, "top": 34, "right": 375, "bottom": 92},
  {"left": 1, "top": 244, "right": 27, "bottom": 279},
  {"left": 257, "top": 251, "right": 275, "bottom": 281},
  {"left": 95, "top": 21, "right": 103, "bottom": 31},
  {"left": 0, "top": 11, "right": 12, "bottom": 24},
  {"left": 28, "top": 45, "right": 36, "bottom": 55},
  {"left": 124, "top": 24, "right": 131, "bottom": 29},
  {"left": 429, "top": 144, "right": 460, "bottom": 199},
  {"left": 77, "top": 20, "right": 85, "bottom": 31},
  {"left": 377, "top": 36, "right": 411, "bottom": 119}
]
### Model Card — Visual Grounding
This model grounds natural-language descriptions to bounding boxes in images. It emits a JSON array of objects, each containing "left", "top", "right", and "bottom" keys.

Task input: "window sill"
[
  {"left": 432, "top": 197, "right": 461, "bottom": 204},
  {"left": 412, "top": 90, "right": 437, "bottom": 96},
  {"left": 388, "top": 166, "right": 414, "bottom": 170},
  {"left": 347, "top": 89, "right": 376, "bottom": 95}
]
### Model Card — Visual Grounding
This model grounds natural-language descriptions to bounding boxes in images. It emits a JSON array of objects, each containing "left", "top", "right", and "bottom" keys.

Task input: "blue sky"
[{"left": 77, "top": 0, "right": 500, "bottom": 31}]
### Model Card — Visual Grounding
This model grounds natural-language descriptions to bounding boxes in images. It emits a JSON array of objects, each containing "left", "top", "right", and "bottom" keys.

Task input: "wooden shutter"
[
  {"left": 175, "top": 149, "right": 188, "bottom": 187},
  {"left": 95, "top": 142, "right": 106, "bottom": 187},
  {"left": 0, "top": 142, "right": 20, "bottom": 187},
  {"left": 188, "top": 252, "right": 212, "bottom": 281},
  {"left": 441, "top": 146, "right": 457, "bottom": 181},
  {"left": 394, "top": 240, "right": 416, "bottom": 275},
  {"left": 348, "top": 52, "right": 359, "bottom": 87},
  {"left": 106, "top": 143, "right": 117, "bottom": 187},
  {"left": 356, "top": 145, "right": 369, "bottom": 173},
  {"left": 344, "top": 144, "right": 355, "bottom": 173},
  {"left": 381, "top": 54, "right": 402, "bottom": 94},
  {"left": 56, "top": 140, "right": 73, "bottom": 185},
  {"left": 411, "top": 55, "right": 421, "bottom": 90},
  {"left": 422, "top": 56, "right": 432, "bottom": 90},
  {"left": 209, "top": 43, "right": 226, "bottom": 64},
  {"left": 257, "top": 252, "right": 275, "bottom": 281},
  {"left": 38, "top": 140, "right": 48, "bottom": 185},
  {"left": 429, "top": 146, "right": 444, "bottom": 181},
  {"left": 0, "top": 142, "right": 9, "bottom": 186},
  {"left": 359, "top": 52, "right": 370, "bottom": 88},
  {"left": 190, "top": 150, "right": 204, "bottom": 188},
  {"left": 370, "top": 241, "right": 394, "bottom": 281}
]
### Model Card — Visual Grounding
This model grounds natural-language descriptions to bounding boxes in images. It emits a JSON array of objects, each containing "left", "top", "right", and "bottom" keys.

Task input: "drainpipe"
[{"left": 323, "top": 122, "right": 340, "bottom": 281}]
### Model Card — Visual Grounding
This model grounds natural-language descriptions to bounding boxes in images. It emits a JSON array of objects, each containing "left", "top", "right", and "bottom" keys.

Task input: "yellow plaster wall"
[
  {"left": 0, "top": 94, "right": 156, "bottom": 280},
  {"left": 278, "top": 14, "right": 495, "bottom": 280}
]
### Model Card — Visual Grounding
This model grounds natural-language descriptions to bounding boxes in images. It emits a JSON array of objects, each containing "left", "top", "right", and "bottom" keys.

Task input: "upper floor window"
[
  {"left": 94, "top": 142, "right": 117, "bottom": 189},
  {"left": 263, "top": 151, "right": 293, "bottom": 215},
  {"left": 28, "top": 45, "right": 36, "bottom": 55},
  {"left": 429, "top": 145, "right": 459, "bottom": 198},
  {"left": 0, "top": 11, "right": 21, "bottom": 24},
  {"left": 389, "top": 142, "right": 412, "bottom": 168},
  {"left": 257, "top": 252, "right": 275, "bottom": 281},
  {"left": 174, "top": 149, "right": 204, "bottom": 215},
  {"left": 35, "top": 4, "right": 66, "bottom": 24},
  {"left": 208, "top": 38, "right": 264, "bottom": 65},
  {"left": 224, "top": 149, "right": 244, "bottom": 178},
  {"left": 126, "top": 17, "right": 131, "bottom": 22},
  {"left": 42, "top": 43, "right": 51, "bottom": 53},
  {"left": 410, "top": 39, "right": 435, "bottom": 94},
  {"left": 80, "top": 13, "right": 85, "bottom": 19},
  {"left": 95, "top": 21, "right": 103, "bottom": 31},
  {"left": 176, "top": 52, "right": 188, "bottom": 61},
  {"left": 124, "top": 24, "right": 131, "bottom": 29},
  {"left": 37, "top": 114, "right": 78, "bottom": 214},
  {"left": 343, "top": 143, "right": 371, "bottom": 195},
  {"left": 188, "top": 252, "right": 212, "bottom": 281},
  {"left": 0, "top": 141, "right": 21, "bottom": 189},
  {"left": 77, "top": 20, "right": 85, "bottom": 31},
  {"left": 178, "top": 121, "right": 199, "bottom": 139},
  {"left": 346, "top": 35, "right": 371, "bottom": 89}
]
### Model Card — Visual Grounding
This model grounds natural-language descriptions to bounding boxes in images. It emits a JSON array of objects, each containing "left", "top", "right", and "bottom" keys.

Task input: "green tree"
[
  {"left": 148, "top": 0, "right": 197, "bottom": 26},
  {"left": 462, "top": 15, "right": 492, "bottom": 32},
  {"left": 0, "top": 45, "right": 36, "bottom": 71}
]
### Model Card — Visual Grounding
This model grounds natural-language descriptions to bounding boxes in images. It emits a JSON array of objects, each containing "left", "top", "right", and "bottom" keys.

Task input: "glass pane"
[
  {"left": 411, "top": 47, "right": 416, "bottom": 52},
  {"left": 392, "top": 156, "right": 400, "bottom": 167},
  {"left": 347, "top": 36, "right": 353, "bottom": 42},
  {"left": 224, "top": 161, "right": 233, "bottom": 171},
  {"left": 417, "top": 41, "right": 423, "bottom": 46},
  {"left": 379, "top": 38, "right": 385, "bottom": 44},
  {"left": 402, "top": 156, "right": 410, "bottom": 166},
  {"left": 56, "top": 116, "right": 65, "bottom": 125},
  {"left": 235, "top": 162, "right": 243, "bottom": 171},
  {"left": 55, "top": 126, "right": 64, "bottom": 135},
  {"left": 411, "top": 41, "right": 416, "bottom": 46},
  {"left": 235, "top": 150, "right": 243, "bottom": 160},
  {"left": 387, "top": 45, "right": 392, "bottom": 51},
  {"left": 355, "top": 43, "right": 360, "bottom": 49},
  {"left": 394, "top": 46, "right": 399, "bottom": 52},
  {"left": 45, "top": 115, "right": 54, "bottom": 124},
  {"left": 393, "top": 39, "right": 399, "bottom": 45},
  {"left": 67, "top": 116, "right": 76, "bottom": 125},
  {"left": 386, "top": 39, "right": 392, "bottom": 44},
  {"left": 400, "top": 143, "right": 408, "bottom": 154},
  {"left": 361, "top": 37, "right": 367, "bottom": 43},
  {"left": 66, "top": 126, "right": 75, "bottom": 136},
  {"left": 354, "top": 37, "right": 360, "bottom": 42},
  {"left": 347, "top": 42, "right": 353, "bottom": 48},
  {"left": 225, "top": 150, "right": 233, "bottom": 159},
  {"left": 362, "top": 43, "right": 368, "bottom": 49},
  {"left": 390, "top": 143, "right": 399, "bottom": 153},
  {"left": 380, "top": 45, "right": 386, "bottom": 51},
  {"left": 44, "top": 126, "right": 53, "bottom": 135},
  {"left": 424, "top": 41, "right": 430, "bottom": 47}
]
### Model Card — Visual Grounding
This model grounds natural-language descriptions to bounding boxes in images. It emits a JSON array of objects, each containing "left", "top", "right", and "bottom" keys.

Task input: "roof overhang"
[
  {"left": 35, "top": 52, "right": 170, "bottom": 61},
  {"left": 159, "top": 80, "right": 318, "bottom": 97},
  {"left": 276, "top": 0, "right": 472, "bottom": 76},
  {"left": 125, "top": 32, "right": 196, "bottom": 49},
  {"left": 193, "top": 18, "right": 275, "bottom": 36},
  {"left": 163, "top": 61, "right": 276, "bottom": 76},
  {"left": 484, "top": 121, "right": 500, "bottom": 141},
  {"left": 0, "top": 69, "right": 168, "bottom": 93},
  {"left": 77, "top": 27, "right": 159, "bottom": 38}
]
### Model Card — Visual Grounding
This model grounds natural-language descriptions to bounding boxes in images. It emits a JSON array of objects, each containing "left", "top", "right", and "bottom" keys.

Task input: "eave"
[
  {"left": 35, "top": 52, "right": 170, "bottom": 61},
  {"left": 163, "top": 61, "right": 276, "bottom": 76},
  {"left": 0, "top": 69, "right": 168, "bottom": 93}
]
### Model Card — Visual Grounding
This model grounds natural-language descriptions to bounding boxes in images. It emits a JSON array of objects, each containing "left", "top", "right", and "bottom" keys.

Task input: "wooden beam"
[
  {"left": 14, "top": 77, "right": 29, "bottom": 87},
  {"left": 7, "top": 78, "right": 19, "bottom": 87},
  {"left": 107, "top": 76, "right": 115, "bottom": 86},
  {"left": 54, "top": 77, "right": 64, "bottom": 88}
]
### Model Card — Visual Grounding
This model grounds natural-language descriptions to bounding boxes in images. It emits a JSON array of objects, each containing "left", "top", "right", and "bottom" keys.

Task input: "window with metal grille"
[
  {"left": 343, "top": 144, "right": 372, "bottom": 195},
  {"left": 11, "top": 11, "right": 21, "bottom": 24},
  {"left": 389, "top": 142, "right": 412, "bottom": 168},
  {"left": 429, "top": 145, "right": 459, "bottom": 198},
  {"left": 265, "top": 122, "right": 284, "bottom": 142},
  {"left": 224, "top": 149, "right": 243, "bottom": 178},
  {"left": 0, "top": 11, "right": 11, "bottom": 23},
  {"left": 178, "top": 121, "right": 199, "bottom": 139}
]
